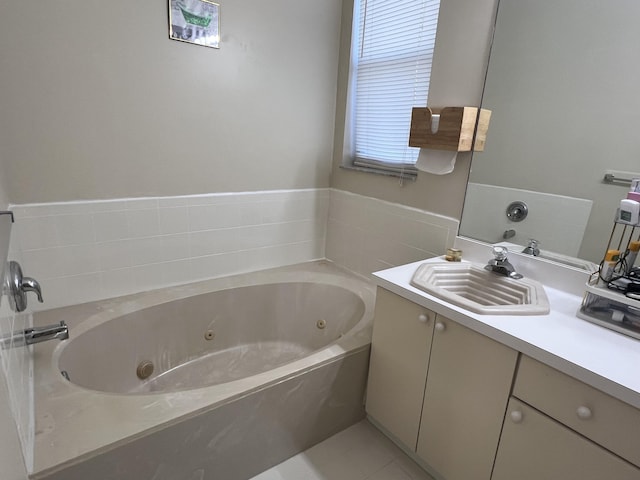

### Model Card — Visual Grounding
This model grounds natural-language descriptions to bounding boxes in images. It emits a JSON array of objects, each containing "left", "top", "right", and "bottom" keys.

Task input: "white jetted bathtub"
[{"left": 31, "top": 261, "right": 375, "bottom": 480}]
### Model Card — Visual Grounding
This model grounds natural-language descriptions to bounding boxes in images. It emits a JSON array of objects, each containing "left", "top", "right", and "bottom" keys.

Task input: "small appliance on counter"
[{"left": 578, "top": 178, "right": 640, "bottom": 339}]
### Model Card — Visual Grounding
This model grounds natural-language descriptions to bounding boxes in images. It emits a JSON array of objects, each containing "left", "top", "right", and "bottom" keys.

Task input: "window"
[{"left": 348, "top": 0, "right": 440, "bottom": 177}]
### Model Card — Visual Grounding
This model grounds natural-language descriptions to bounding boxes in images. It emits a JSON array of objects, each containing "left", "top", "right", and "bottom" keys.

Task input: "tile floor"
[{"left": 250, "top": 420, "right": 435, "bottom": 480}]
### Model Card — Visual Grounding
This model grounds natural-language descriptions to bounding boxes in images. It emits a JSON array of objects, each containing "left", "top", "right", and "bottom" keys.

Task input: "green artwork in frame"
[{"left": 169, "top": 0, "right": 220, "bottom": 49}]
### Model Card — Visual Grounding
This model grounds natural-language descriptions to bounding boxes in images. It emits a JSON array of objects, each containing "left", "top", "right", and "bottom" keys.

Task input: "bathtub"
[{"left": 31, "top": 261, "right": 375, "bottom": 480}]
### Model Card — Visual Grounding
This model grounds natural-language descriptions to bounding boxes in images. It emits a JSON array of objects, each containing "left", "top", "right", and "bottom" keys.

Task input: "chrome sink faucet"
[{"left": 485, "top": 246, "right": 523, "bottom": 279}]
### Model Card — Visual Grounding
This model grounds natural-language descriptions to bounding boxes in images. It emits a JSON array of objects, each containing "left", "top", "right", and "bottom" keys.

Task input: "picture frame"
[{"left": 169, "top": 0, "right": 220, "bottom": 49}]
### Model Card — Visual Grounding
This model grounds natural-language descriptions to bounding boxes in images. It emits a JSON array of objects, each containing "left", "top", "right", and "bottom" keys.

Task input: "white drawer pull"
[
  {"left": 418, "top": 313, "right": 429, "bottom": 323},
  {"left": 576, "top": 406, "right": 593, "bottom": 420},
  {"left": 510, "top": 410, "right": 523, "bottom": 424},
  {"left": 435, "top": 321, "right": 446, "bottom": 332}
]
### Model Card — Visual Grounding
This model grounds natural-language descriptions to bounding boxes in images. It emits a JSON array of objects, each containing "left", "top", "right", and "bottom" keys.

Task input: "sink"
[{"left": 411, "top": 262, "right": 550, "bottom": 315}]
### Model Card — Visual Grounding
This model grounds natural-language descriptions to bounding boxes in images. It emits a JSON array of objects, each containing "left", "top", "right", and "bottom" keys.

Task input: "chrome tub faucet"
[
  {"left": 1, "top": 260, "right": 69, "bottom": 348},
  {"left": 0, "top": 321, "right": 69, "bottom": 349}
]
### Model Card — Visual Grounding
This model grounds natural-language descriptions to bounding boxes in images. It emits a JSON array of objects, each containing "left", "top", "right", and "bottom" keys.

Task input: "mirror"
[{"left": 460, "top": 0, "right": 640, "bottom": 267}]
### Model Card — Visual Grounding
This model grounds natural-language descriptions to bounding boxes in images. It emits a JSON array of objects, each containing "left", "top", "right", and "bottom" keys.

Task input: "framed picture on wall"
[{"left": 169, "top": 0, "right": 220, "bottom": 49}]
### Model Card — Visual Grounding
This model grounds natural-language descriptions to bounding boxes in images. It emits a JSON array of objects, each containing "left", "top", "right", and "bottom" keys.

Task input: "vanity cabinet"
[
  {"left": 493, "top": 397, "right": 640, "bottom": 480},
  {"left": 513, "top": 355, "right": 640, "bottom": 468},
  {"left": 367, "top": 287, "right": 640, "bottom": 480},
  {"left": 366, "top": 288, "right": 435, "bottom": 449},
  {"left": 492, "top": 355, "right": 640, "bottom": 479},
  {"left": 366, "top": 288, "right": 518, "bottom": 480},
  {"left": 416, "top": 316, "right": 517, "bottom": 480}
]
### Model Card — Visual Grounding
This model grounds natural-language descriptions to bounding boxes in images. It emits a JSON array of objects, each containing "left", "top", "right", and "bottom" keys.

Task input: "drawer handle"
[
  {"left": 435, "top": 321, "right": 446, "bottom": 332},
  {"left": 418, "top": 313, "right": 430, "bottom": 323},
  {"left": 576, "top": 406, "right": 593, "bottom": 420},
  {"left": 510, "top": 410, "right": 523, "bottom": 424}
]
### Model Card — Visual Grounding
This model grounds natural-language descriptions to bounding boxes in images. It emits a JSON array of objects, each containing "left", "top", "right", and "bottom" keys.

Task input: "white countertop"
[{"left": 374, "top": 258, "right": 640, "bottom": 409}]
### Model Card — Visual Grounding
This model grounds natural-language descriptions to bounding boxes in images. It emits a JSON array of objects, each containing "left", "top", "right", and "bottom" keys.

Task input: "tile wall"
[
  {"left": 326, "top": 189, "right": 459, "bottom": 278},
  {"left": 9, "top": 189, "right": 330, "bottom": 311},
  {"left": 0, "top": 242, "right": 34, "bottom": 472}
]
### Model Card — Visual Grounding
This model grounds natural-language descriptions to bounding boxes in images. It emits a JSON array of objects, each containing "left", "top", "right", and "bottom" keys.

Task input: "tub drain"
[
  {"left": 136, "top": 361, "right": 154, "bottom": 380},
  {"left": 316, "top": 319, "right": 326, "bottom": 329}
]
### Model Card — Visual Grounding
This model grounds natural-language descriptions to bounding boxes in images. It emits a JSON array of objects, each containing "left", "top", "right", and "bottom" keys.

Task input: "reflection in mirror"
[{"left": 460, "top": 0, "right": 640, "bottom": 266}]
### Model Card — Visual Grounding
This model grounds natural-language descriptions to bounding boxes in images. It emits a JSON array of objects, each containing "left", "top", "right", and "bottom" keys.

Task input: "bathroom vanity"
[{"left": 366, "top": 255, "right": 640, "bottom": 480}]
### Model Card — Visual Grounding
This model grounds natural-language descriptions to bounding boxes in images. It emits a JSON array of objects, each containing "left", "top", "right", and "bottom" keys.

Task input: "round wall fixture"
[{"left": 506, "top": 201, "right": 528, "bottom": 222}]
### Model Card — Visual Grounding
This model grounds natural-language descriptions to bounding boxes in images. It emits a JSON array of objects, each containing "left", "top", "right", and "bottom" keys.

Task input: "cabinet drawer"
[
  {"left": 493, "top": 397, "right": 640, "bottom": 480},
  {"left": 514, "top": 355, "right": 640, "bottom": 467}
]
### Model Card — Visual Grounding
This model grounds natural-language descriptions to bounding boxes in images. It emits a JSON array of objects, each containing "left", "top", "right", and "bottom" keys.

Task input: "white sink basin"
[{"left": 411, "top": 262, "right": 550, "bottom": 315}]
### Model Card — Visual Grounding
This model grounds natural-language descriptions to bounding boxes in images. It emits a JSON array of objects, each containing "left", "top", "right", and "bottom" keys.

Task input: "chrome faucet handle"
[
  {"left": 486, "top": 246, "right": 523, "bottom": 279},
  {"left": 20, "top": 276, "right": 43, "bottom": 303},
  {"left": 4, "top": 261, "right": 44, "bottom": 312},
  {"left": 491, "top": 246, "right": 509, "bottom": 262}
]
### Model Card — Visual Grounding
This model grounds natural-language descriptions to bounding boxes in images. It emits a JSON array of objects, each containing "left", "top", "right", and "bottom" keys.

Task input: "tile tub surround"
[
  {"left": 8, "top": 188, "right": 459, "bottom": 311},
  {"left": 30, "top": 261, "right": 375, "bottom": 478},
  {"left": 326, "top": 190, "right": 460, "bottom": 278},
  {"left": 0, "top": 301, "right": 34, "bottom": 472},
  {"left": 0, "top": 214, "right": 34, "bottom": 473},
  {"left": 9, "top": 189, "right": 331, "bottom": 310}
]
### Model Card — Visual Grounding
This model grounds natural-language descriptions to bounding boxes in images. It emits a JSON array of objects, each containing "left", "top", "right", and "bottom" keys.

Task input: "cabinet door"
[
  {"left": 416, "top": 317, "right": 517, "bottom": 480},
  {"left": 366, "top": 288, "right": 435, "bottom": 450},
  {"left": 493, "top": 398, "right": 640, "bottom": 480}
]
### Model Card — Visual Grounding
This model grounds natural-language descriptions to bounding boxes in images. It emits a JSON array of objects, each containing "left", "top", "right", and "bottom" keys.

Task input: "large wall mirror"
[{"left": 459, "top": 0, "right": 640, "bottom": 267}]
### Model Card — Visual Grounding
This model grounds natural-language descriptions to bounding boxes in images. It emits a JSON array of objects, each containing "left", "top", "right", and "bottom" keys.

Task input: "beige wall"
[
  {"left": 0, "top": 0, "right": 497, "bottom": 215},
  {"left": 331, "top": 0, "right": 499, "bottom": 220},
  {"left": 0, "top": 0, "right": 342, "bottom": 204}
]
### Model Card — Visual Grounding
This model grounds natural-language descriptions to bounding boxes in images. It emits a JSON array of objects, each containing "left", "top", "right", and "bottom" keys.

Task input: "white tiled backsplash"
[
  {"left": 326, "top": 190, "right": 459, "bottom": 277},
  {"left": 9, "top": 189, "right": 331, "bottom": 310}
]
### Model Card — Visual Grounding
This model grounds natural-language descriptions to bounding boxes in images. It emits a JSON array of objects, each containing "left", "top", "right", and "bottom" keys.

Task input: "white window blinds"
[{"left": 352, "top": 0, "right": 440, "bottom": 174}]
